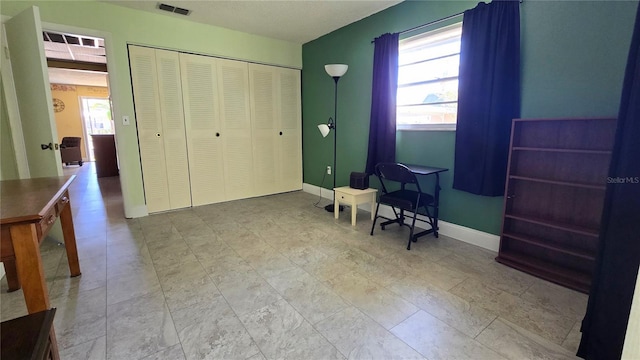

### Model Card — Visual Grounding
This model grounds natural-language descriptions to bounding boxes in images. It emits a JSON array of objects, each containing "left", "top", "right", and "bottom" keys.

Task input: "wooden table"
[
  {"left": 333, "top": 186, "right": 377, "bottom": 226},
  {"left": 0, "top": 176, "right": 81, "bottom": 314}
]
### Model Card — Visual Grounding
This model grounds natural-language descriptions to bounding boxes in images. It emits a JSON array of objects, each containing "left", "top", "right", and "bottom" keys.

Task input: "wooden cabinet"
[
  {"left": 496, "top": 117, "right": 617, "bottom": 293},
  {"left": 91, "top": 134, "right": 119, "bottom": 178},
  {"left": 129, "top": 46, "right": 302, "bottom": 213}
]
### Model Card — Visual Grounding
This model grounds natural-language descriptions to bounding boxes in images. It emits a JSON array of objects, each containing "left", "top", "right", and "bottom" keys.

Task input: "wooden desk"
[
  {"left": 1, "top": 308, "right": 59, "bottom": 360},
  {"left": 0, "top": 176, "right": 81, "bottom": 314},
  {"left": 399, "top": 164, "right": 448, "bottom": 240},
  {"left": 378, "top": 164, "right": 449, "bottom": 240}
]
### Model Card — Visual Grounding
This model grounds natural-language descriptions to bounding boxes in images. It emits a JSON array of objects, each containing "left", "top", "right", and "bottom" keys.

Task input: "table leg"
[
  {"left": 3, "top": 258, "right": 20, "bottom": 292},
  {"left": 10, "top": 223, "right": 50, "bottom": 314},
  {"left": 433, "top": 174, "right": 441, "bottom": 237},
  {"left": 371, "top": 192, "right": 376, "bottom": 220},
  {"left": 59, "top": 198, "right": 81, "bottom": 277},
  {"left": 49, "top": 326, "right": 61, "bottom": 360},
  {"left": 334, "top": 197, "right": 339, "bottom": 220},
  {"left": 351, "top": 200, "right": 357, "bottom": 226}
]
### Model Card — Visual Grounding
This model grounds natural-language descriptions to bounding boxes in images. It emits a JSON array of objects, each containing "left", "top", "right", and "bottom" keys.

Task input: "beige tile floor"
[{"left": 1, "top": 163, "right": 586, "bottom": 359}]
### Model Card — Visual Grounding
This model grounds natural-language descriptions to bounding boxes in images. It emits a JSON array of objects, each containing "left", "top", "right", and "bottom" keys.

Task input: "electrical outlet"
[{"left": 327, "top": 166, "right": 331, "bottom": 175}]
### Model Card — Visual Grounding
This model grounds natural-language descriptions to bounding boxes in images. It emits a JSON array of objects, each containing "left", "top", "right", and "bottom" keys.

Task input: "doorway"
[
  {"left": 43, "top": 30, "right": 113, "bottom": 166},
  {"left": 80, "top": 97, "right": 114, "bottom": 161}
]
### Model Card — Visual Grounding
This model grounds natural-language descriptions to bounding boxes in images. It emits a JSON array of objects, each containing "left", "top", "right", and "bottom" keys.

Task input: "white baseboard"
[
  {"left": 302, "top": 183, "right": 500, "bottom": 252},
  {"left": 125, "top": 205, "right": 148, "bottom": 219},
  {"left": 0, "top": 263, "right": 4, "bottom": 281}
]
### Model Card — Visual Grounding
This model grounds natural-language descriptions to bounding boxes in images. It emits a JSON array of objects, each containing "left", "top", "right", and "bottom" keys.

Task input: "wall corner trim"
[{"left": 125, "top": 205, "right": 148, "bottom": 219}]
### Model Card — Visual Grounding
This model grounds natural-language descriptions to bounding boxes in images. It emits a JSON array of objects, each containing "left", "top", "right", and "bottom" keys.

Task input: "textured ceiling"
[{"left": 103, "top": 0, "right": 403, "bottom": 44}]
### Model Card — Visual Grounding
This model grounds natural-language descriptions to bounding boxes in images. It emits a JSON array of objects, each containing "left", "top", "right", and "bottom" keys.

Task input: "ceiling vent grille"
[{"left": 158, "top": 3, "right": 191, "bottom": 16}]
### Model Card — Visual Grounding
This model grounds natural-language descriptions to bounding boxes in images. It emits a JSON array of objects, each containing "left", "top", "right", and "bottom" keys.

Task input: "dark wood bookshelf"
[
  {"left": 496, "top": 251, "right": 592, "bottom": 293},
  {"left": 509, "top": 175, "right": 606, "bottom": 190},
  {"left": 498, "top": 117, "right": 617, "bottom": 293},
  {"left": 512, "top": 147, "right": 612, "bottom": 155},
  {"left": 505, "top": 214, "right": 600, "bottom": 237},
  {"left": 502, "top": 232, "right": 596, "bottom": 261}
]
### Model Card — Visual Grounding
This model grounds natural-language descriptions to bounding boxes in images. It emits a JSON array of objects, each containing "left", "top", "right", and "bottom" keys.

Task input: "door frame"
[
  {"left": 0, "top": 23, "right": 30, "bottom": 179},
  {"left": 1, "top": 16, "right": 122, "bottom": 179},
  {"left": 40, "top": 22, "right": 137, "bottom": 214}
]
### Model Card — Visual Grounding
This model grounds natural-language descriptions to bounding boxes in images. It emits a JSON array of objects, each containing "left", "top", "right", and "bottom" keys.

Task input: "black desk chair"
[{"left": 370, "top": 163, "right": 436, "bottom": 250}]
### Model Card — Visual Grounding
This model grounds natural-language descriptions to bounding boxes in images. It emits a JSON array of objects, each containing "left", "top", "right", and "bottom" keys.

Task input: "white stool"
[{"left": 333, "top": 186, "right": 377, "bottom": 226}]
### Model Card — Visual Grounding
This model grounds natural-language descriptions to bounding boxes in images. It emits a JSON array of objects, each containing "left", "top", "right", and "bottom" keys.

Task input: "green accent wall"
[
  {"left": 302, "top": 0, "right": 638, "bottom": 235},
  {"left": 1, "top": 1, "right": 301, "bottom": 217}
]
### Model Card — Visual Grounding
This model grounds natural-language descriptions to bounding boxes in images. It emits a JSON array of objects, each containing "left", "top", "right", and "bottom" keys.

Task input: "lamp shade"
[
  {"left": 318, "top": 124, "right": 331, "bottom": 138},
  {"left": 325, "top": 64, "right": 348, "bottom": 78}
]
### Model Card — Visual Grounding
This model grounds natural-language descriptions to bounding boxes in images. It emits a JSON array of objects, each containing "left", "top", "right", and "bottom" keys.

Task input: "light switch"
[{"left": 123, "top": 116, "right": 130, "bottom": 125}]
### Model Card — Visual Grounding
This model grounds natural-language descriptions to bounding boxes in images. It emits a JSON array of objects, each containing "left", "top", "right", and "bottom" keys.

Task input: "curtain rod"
[
  {"left": 400, "top": 11, "right": 464, "bottom": 36},
  {"left": 371, "top": 0, "right": 523, "bottom": 43},
  {"left": 371, "top": 12, "right": 463, "bottom": 43}
]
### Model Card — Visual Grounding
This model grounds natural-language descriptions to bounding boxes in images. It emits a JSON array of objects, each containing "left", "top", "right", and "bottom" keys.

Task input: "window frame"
[{"left": 396, "top": 22, "right": 463, "bottom": 132}]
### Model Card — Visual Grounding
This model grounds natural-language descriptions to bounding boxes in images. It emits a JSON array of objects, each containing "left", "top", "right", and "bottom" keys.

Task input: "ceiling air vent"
[{"left": 158, "top": 3, "right": 191, "bottom": 16}]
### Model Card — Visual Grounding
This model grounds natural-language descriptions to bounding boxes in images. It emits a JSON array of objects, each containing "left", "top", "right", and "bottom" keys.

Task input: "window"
[{"left": 397, "top": 22, "right": 462, "bottom": 131}]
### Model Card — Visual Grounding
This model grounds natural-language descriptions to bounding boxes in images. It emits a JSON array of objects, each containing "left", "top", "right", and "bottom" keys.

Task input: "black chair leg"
[
  {"left": 370, "top": 202, "right": 381, "bottom": 236},
  {"left": 425, "top": 206, "right": 438, "bottom": 238},
  {"left": 406, "top": 211, "right": 419, "bottom": 250}
]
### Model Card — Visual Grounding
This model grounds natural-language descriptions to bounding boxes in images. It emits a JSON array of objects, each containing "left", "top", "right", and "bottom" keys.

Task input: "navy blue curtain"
[
  {"left": 365, "top": 33, "right": 399, "bottom": 175},
  {"left": 452, "top": 1, "right": 520, "bottom": 196},
  {"left": 577, "top": 3, "right": 640, "bottom": 359}
]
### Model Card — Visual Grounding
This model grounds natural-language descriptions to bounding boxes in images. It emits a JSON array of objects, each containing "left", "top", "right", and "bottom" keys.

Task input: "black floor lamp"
[{"left": 318, "top": 64, "right": 348, "bottom": 213}]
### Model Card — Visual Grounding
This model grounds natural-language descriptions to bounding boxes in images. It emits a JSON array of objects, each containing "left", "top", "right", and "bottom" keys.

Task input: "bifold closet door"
[
  {"left": 218, "top": 59, "right": 255, "bottom": 201},
  {"left": 249, "top": 64, "right": 302, "bottom": 196},
  {"left": 277, "top": 68, "right": 302, "bottom": 193},
  {"left": 249, "top": 64, "right": 279, "bottom": 196},
  {"left": 180, "top": 53, "right": 226, "bottom": 206},
  {"left": 155, "top": 50, "right": 192, "bottom": 210},
  {"left": 129, "top": 45, "right": 191, "bottom": 213}
]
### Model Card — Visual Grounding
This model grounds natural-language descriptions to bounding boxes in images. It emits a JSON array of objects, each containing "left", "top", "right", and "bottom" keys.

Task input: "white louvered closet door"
[
  {"left": 155, "top": 49, "right": 192, "bottom": 210},
  {"left": 249, "top": 64, "right": 278, "bottom": 196},
  {"left": 128, "top": 46, "right": 171, "bottom": 213},
  {"left": 180, "top": 53, "right": 226, "bottom": 206},
  {"left": 278, "top": 68, "right": 302, "bottom": 192},
  {"left": 218, "top": 59, "right": 254, "bottom": 201}
]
